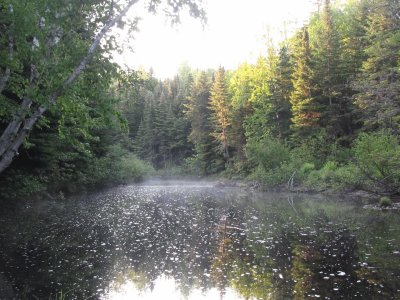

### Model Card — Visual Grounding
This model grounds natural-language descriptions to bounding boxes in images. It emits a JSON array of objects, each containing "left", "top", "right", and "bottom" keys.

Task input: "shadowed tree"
[
  {"left": 290, "top": 27, "right": 320, "bottom": 138},
  {"left": 0, "top": 0, "right": 205, "bottom": 174},
  {"left": 209, "top": 67, "right": 231, "bottom": 162},
  {"left": 352, "top": 0, "right": 400, "bottom": 132}
]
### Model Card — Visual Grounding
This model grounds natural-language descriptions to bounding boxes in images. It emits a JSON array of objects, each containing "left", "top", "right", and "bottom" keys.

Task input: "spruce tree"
[
  {"left": 186, "top": 72, "right": 221, "bottom": 174},
  {"left": 290, "top": 27, "right": 320, "bottom": 137},
  {"left": 209, "top": 67, "right": 231, "bottom": 161},
  {"left": 268, "top": 45, "right": 293, "bottom": 138},
  {"left": 353, "top": 0, "right": 400, "bottom": 132},
  {"left": 312, "top": 0, "right": 355, "bottom": 140}
]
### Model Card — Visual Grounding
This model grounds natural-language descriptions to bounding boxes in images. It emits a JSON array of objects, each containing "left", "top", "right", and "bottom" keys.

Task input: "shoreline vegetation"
[{"left": 1, "top": 0, "right": 399, "bottom": 208}]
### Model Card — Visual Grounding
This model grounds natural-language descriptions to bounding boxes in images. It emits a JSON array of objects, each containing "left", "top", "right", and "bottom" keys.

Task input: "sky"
[{"left": 115, "top": 0, "right": 318, "bottom": 79}]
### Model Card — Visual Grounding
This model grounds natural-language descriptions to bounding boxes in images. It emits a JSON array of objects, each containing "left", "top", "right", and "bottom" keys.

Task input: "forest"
[{"left": 0, "top": 0, "right": 400, "bottom": 199}]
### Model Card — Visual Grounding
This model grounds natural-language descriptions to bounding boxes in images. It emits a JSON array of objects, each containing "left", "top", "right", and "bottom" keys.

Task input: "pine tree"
[
  {"left": 186, "top": 72, "right": 221, "bottom": 174},
  {"left": 353, "top": 0, "right": 400, "bottom": 132},
  {"left": 228, "top": 64, "right": 255, "bottom": 162},
  {"left": 338, "top": 0, "right": 370, "bottom": 138},
  {"left": 290, "top": 27, "right": 320, "bottom": 137},
  {"left": 267, "top": 45, "right": 293, "bottom": 138},
  {"left": 209, "top": 67, "right": 231, "bottom": 161},
  {"left": 312, "top": 0, "right": 354, "bottom": 139}
]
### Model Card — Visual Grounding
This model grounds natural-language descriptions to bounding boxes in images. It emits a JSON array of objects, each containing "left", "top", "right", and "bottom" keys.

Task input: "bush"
[
  {"left": 290, "top": 145, "right": 316, "bottom": 168},
  {"left": 300, "top": 162, "right": 315, "bottom": 174},
  {"left": 57, "top": 144, "right": 155, "bottom": 189},
  {"left": 246, "top": 136, "right": 290, "bottom": 172},
  {"left": 299, "top": 129, "right": 333, "bottom": 168},
  {"left": 246, "top": 136, "right": 322, "bottom": 187},
  {"left": 305, "top": 161, "right": 362, "bottom": 190},
  {"left": 113, "top": 154, "right": 154, "bottom": 182},
  {"left": 0, "top": 171, "right": 48, "bottom": 199},
  {"left": 180, "top": 155, "right": 206, "bottom": 176},
  {"left": 354, "top": 130, "right": 400, "bottom": 192},
  {"left": 379, "top": 196, "right": 392, "bottom": 207},
  {"left": 305, "top": 162, "right": 337, "bottom": 189},
  {"left": 86, "top": 146, "right": 154, "bottom": 185},
  {"left": 332, "top": 163, "right": 362, "bottom": 189}
]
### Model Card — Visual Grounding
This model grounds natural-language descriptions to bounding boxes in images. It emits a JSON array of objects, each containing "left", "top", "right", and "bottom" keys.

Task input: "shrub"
[
  {"left": 332, "top": 163, "right": 362, "bottom": 189},
  {"left": 379, "top": 196, "right": 392, "bottom": 207},
  {"left": 299, "top": 163, "right": 315, "bottom": 177},
  {"left": 299, "top": 129, "right": 333, "bottom": 168},
  {"left": 83, "top": 144, "right": 154, "bottom": 186},
  {"left": 0, "top": 171, "right": 47, "bottom": 199},
  {"left": 305, "top": 161, "right": 336, "bottom": 189},
  {"left": 246, "top": 136, "right": 290, "bottom": 172},
  {"left": 305, "top": 161, "right": 362, "bottom": 190},
  {"left": 113, "top": 154, "right": 154, "bottom": 182},
  {"left": 354, "top": 130, "right": 400, "bottom": 192}
]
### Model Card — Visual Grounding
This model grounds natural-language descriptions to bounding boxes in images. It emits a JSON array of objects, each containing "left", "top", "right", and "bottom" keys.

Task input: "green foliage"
[
  {"left": 296, "top": 129, "right": 335, "bottom": 167},
  {"left": 300, "top": 162, "right": 315, "bottom": 176},
  {"left": 2, "top": 0, "right": 400, "bottom": 196},
  {"left": 209, "top": 67, "right": 231, "bottom": 159},
  {"left": 86, "top": 144, "right": 154, "bottom": 186},
  {"left": 305, "top": 161, "right": 362, "bottom": 190},
  {"left": 352, "top": 0, "right": 400, "bottom": 131},
  {"left": 0, "top": 171, "right": 47, "bottom": 199},
  {"left": 379, "top": 196, "right": 392, "bottom": 207},
  {"left": 353, "top": 131, "right": 400, "bottom": 192},
  {"left": 246, "top": 136, "right": 299, "bottom": 186},
  {"left": 290, "top": 27, "right": 320, "bottom": 137},
  {"left": 246, "top": 136, "right": 290, "bottom": 172},
  {"left": 332, "top": 163, "right": 362, "bottom": 188},
  {"left": 306, "top": 161, "right": 338, "bottom": 189}
]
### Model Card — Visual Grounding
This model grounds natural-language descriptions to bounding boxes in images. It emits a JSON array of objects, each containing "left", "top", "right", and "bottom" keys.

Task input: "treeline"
[
  {"left": 0, "top": 62, "right": 153, "bottom": 199},
  {"left": 0, "top": 0, "right": 163, "bottom": 199},
  {"left": 0, "top": 0, "right": 399, "bottom": 199},
  {"left": 129, "top": 0, "right": 400, "bottom": 193}
]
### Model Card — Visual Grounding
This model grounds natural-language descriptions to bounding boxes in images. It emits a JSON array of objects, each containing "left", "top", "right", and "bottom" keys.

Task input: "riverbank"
[
  {"left": 210, "top": 177, "right": 400, "bottom": 208},
  {"left": 0, "top": 166, "right": 397, "bottom": 210}
]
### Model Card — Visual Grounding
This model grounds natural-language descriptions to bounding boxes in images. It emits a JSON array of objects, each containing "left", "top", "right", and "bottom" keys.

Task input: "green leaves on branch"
[{"left": 354, "top": 130, "right": 400, "bottom": 192}]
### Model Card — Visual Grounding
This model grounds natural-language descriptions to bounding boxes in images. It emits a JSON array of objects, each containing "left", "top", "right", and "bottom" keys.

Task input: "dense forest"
[{"left": 1, "top": 0, "right": 400, "bottom": 199}]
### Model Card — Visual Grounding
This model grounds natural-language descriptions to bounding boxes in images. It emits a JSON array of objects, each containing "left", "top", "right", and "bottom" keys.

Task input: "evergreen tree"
[
  {"left": 209, "top": 67, "right": 231, "bottom": 161},
  {"left": 0, "top": 0, "right": 205, "bottom": 174},
  {"left": 186, "top": 72, "right": 221, "bottom": 174},
  {"left": 314, "top": 0, "right": 358, "bottom": 141},
  {"left": 229, "top": 64, "right": 255, "bottom": 163},
  {"left": 266, "top": 45, "right": 293, "bottom": 138},
  {"left": 336, "top": 0, "right": 370, "bottom": 138},
  {"left": 290, "top": 27, "right": 320, "bottom": 137},
  {"left": 170, "top": 72, "right": 194, "bottom": 164},
  {"left": 353, "top": 0, "right": 400, "bottom": 132}
]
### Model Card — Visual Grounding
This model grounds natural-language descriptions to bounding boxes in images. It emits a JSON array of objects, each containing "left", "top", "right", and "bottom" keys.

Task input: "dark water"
[{"left": 0, "top": 180, "right": 399, "bottom": 299}]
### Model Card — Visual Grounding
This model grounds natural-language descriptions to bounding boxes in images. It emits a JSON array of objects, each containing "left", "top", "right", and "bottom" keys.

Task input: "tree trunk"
[
  {"left": 0, "top": 36, "right": 14, "bottom": 94},
  {"left": 0, "top": 0, "right": 138, "bottom": 174}
]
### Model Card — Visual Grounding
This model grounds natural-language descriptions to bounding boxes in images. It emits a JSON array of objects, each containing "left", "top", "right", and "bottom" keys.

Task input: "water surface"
[{"left": 0, "top": 180, "right": 399, "bottom": 299}]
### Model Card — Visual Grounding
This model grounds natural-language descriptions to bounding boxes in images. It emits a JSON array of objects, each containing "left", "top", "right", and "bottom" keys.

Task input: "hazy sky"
[{"left": 116, "top": 0, "right": 317, "bottom": 78}]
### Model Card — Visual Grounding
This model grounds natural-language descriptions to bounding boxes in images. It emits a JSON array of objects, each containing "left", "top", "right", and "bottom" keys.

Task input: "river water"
[{"left": 0, "top": 180, "right": 399, "bottom": 299}]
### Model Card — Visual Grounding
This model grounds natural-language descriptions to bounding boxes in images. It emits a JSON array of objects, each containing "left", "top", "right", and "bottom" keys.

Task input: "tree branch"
[
  {"left": 0, "top": 0, "right": 139, "bottom": 173},
  {"left": 63, "top": 0, "right": 139, "bottom": 88}
]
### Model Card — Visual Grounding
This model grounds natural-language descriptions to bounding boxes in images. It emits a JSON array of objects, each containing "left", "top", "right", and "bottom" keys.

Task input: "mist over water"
[{"left": 0, "top": 181, "right": 399, "bottom": 299}]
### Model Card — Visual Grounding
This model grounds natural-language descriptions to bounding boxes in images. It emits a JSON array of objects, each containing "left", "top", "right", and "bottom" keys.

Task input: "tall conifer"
[
  {"left": 290, "top": 27, "right": 320, "bottom": 137},
  {"left": 209, "top": 67, "right": 231, "bottom": 160}
]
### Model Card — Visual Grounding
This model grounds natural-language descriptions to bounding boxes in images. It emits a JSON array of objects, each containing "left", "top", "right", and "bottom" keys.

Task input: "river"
[{"left": 0, "top": 180, "right": 399, "bottom": 299}]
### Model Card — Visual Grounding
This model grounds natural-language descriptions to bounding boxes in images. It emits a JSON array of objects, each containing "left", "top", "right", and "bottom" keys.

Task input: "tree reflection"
[{"left": 0, "top": 187, "right": 398, "bottom": 299}]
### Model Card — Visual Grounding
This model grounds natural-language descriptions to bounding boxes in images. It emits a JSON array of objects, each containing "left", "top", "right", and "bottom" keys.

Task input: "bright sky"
[{"left": 116, "top": 0, "right": 317, "bottom": 79}]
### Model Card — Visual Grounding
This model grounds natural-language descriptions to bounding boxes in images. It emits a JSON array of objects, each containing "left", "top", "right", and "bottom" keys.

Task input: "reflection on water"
[
  {"left": 106, "top": 276, "right": 243, "bottom": 300},
  {"left": 0, "top": 180, "right": 399, "bottom": 299}
]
